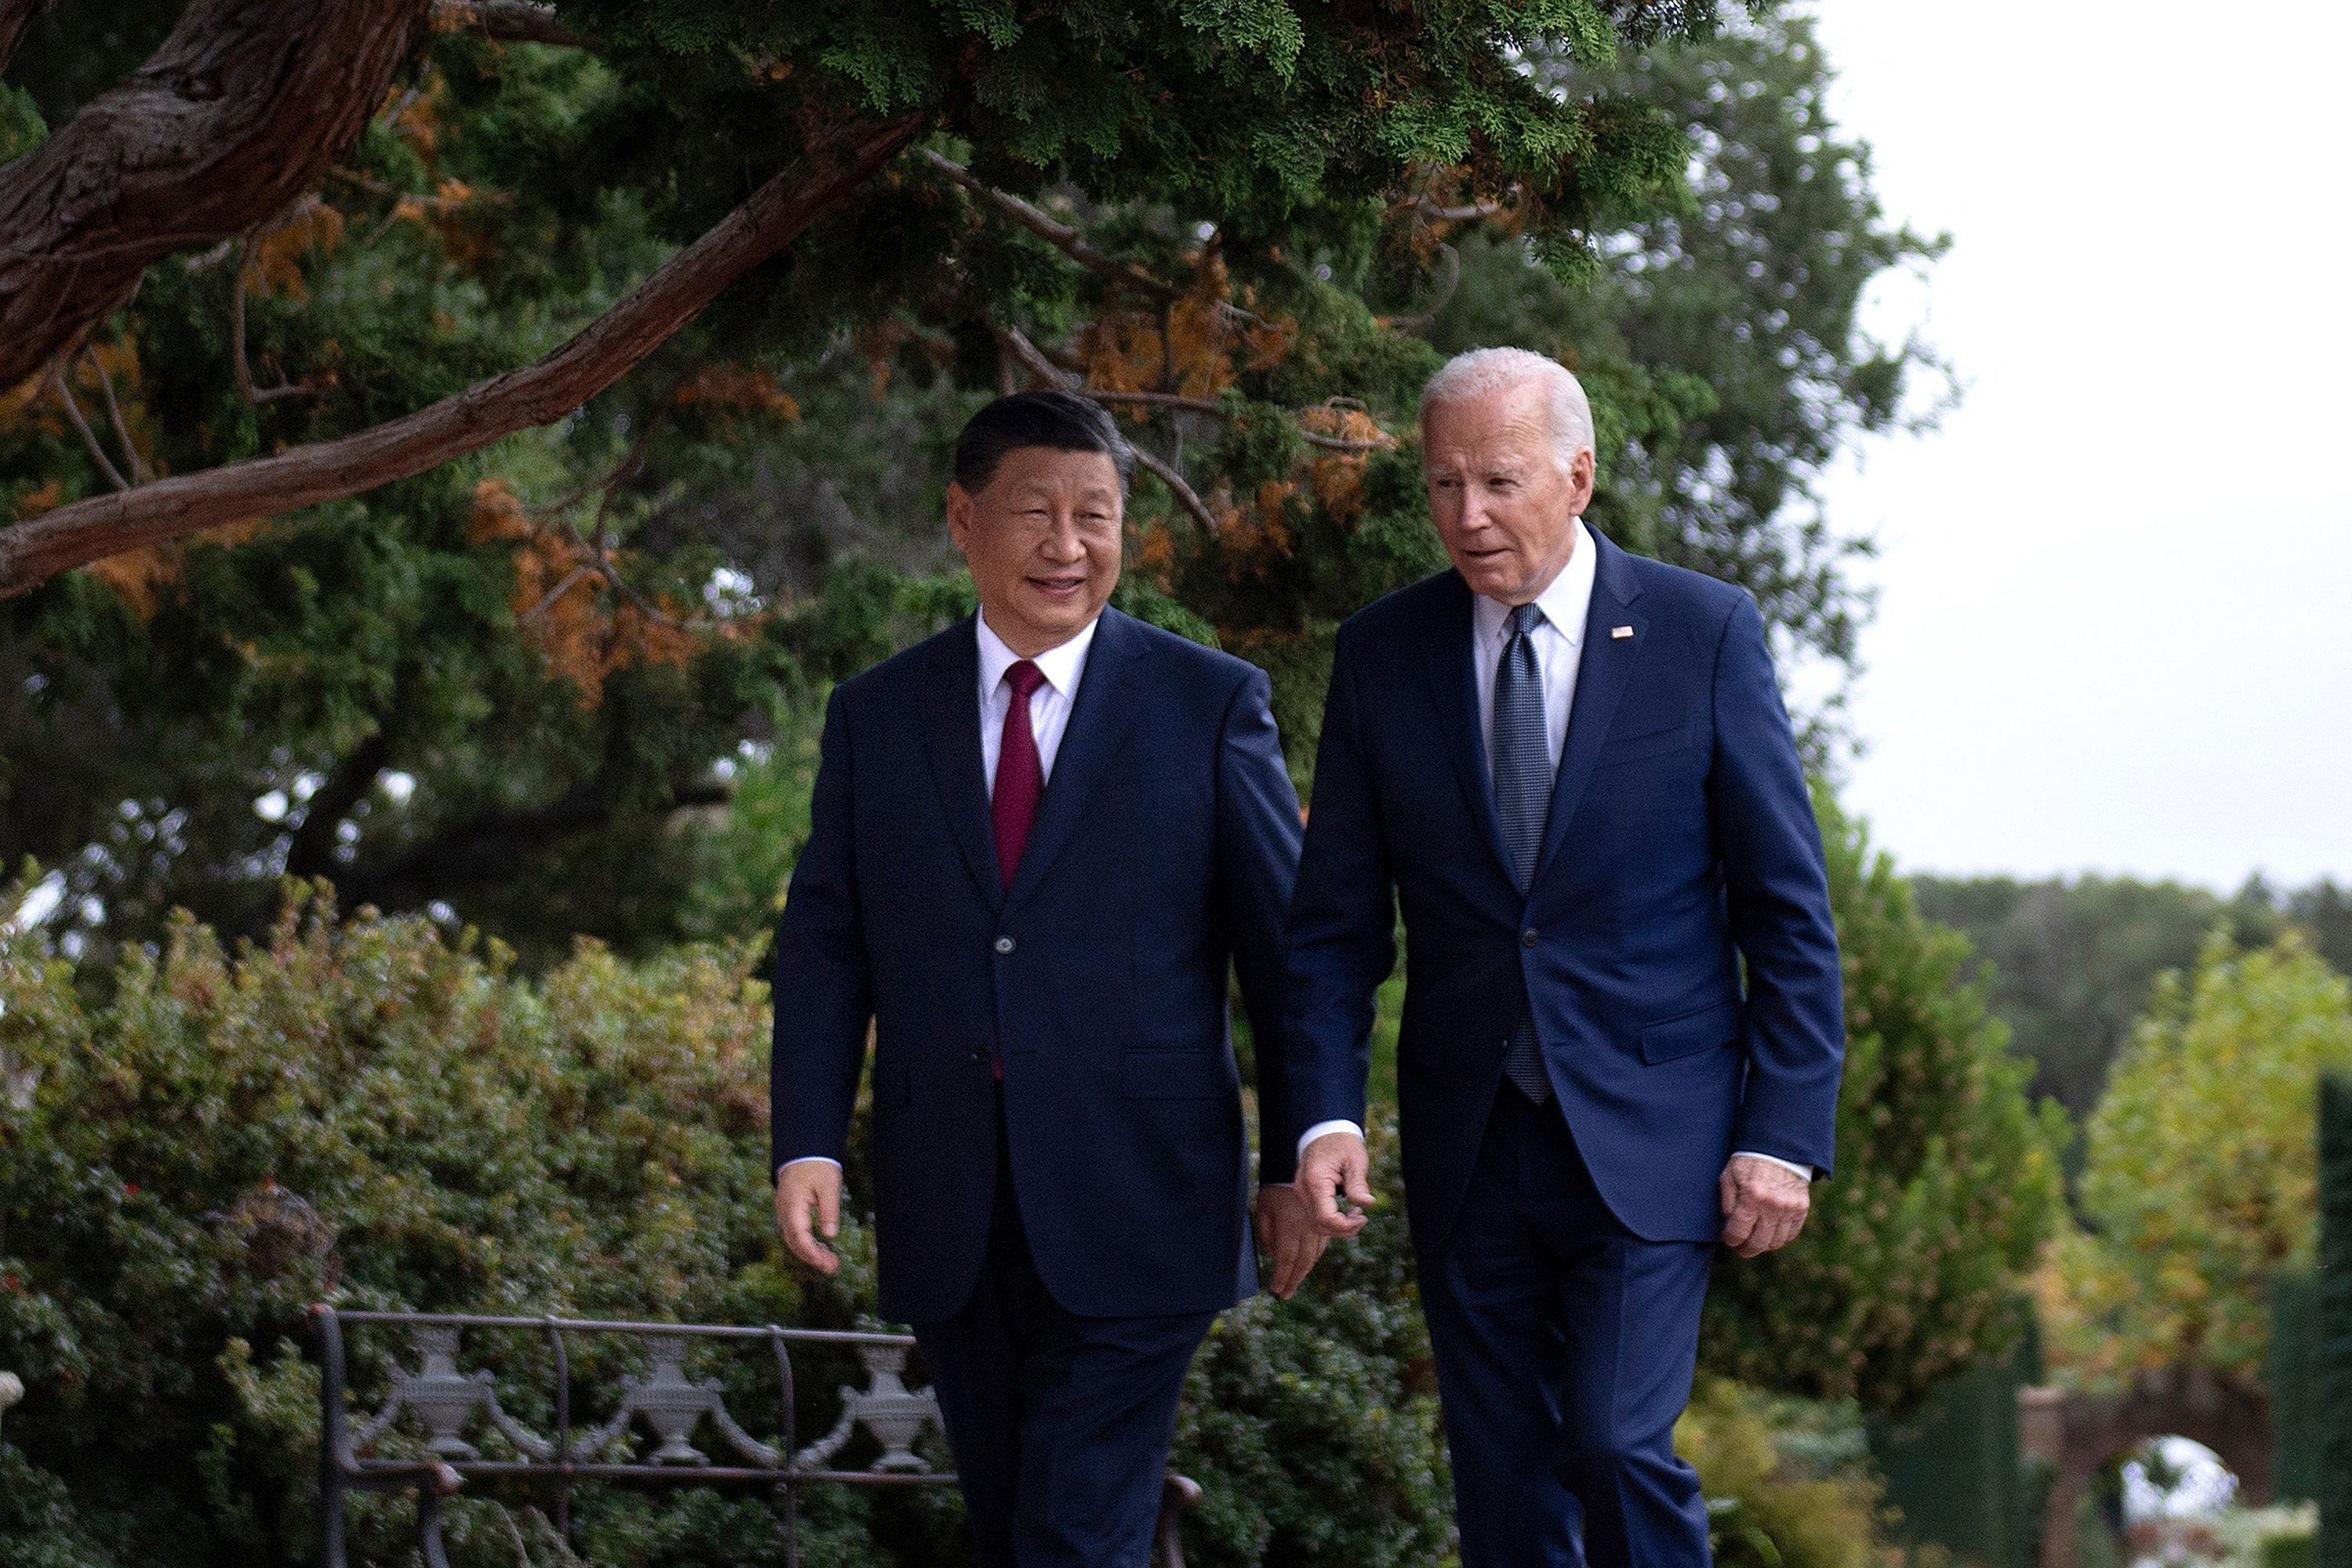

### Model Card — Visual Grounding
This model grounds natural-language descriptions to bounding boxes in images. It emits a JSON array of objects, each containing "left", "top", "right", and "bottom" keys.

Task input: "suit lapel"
[
  {"left": 1534, "top": 531, "right": 1645, "bottom": 884},
  {"left": 1414, "top": 572, "right": 1517, "bottom": 888},
  {"left": 915, "top": 618, "right": 1005, "bottom": 909},
  {"left": 1004, "top": 608, "right": 1148, "bottom": 912}
]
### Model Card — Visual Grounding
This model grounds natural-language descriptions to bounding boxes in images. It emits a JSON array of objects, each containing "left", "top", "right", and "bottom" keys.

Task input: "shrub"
[
  {"left": 2042, "top": 934, "right": 2352, "bottom": 1389},
  {"left": 0, "top": 884, "right": 946, "bottom": 1568},
  {"left": 1701, "top": 797, "right": 2070, "bottom": 1412}
]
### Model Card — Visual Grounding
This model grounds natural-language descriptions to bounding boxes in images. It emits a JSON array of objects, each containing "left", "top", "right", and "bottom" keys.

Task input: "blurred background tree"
[
  {"left": 2038, "top": 931, "right": 2352, "bottom": 1391},
  {"left": 1912, "top": 873, "right": 2352, "bottom": 1138}
]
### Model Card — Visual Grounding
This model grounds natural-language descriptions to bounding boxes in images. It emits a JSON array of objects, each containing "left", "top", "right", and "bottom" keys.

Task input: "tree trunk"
[
  {"left": 0, "top": 113, "right": 924, "bottom": 599},
  {"left": 0, "top": 0, "right": 53, "bottom": 75},
  {"left": 0, "top": 0, "right": 429, "bottom": 392}
]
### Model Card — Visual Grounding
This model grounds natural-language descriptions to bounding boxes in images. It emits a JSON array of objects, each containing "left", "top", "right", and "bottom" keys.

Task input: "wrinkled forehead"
[{"left": 1420, "top": 384, "right": 1556, "bottom": 470}]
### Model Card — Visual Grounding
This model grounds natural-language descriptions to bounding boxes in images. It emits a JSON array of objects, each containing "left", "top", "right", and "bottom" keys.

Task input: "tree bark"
[
  {"left": 430, "top": 0, "right": 583, "bottom": 49},
  {"left": 0, "top": 113, "right": 924, "bottom": 598},
  {"left": 0, "top": 0, "right": 432, "bottom": 391},
  {"left": 0, "top": 0, "right": 53, "bottom": 75}
]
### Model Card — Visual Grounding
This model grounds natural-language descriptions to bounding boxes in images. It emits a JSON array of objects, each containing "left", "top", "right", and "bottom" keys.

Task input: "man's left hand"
[
  {"left": 1254, "top": 1184, "right": 1330, "bottom": 1300},
  {"left": 1719, "top": 1155, "right": 1810, "bottom": 1258}
]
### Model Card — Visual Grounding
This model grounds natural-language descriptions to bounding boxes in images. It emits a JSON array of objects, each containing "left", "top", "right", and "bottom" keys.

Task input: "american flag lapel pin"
[{"left": 1611, "top": 625, "right": 1634, "bottom": 639}]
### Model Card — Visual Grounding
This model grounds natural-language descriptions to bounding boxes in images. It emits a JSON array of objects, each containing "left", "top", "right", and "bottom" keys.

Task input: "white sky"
[{"left": 1797, "top": 1, "right": 2352, "bottom": 890}]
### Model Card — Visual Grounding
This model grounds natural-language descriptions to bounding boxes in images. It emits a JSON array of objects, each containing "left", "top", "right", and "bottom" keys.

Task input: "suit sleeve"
[
  {"left": 1214, "top": 666, "right": 1307, "bottom": 1184},
  {"left": 1709, "top": 594, "right": 1846, "bottom": 1176},
  {"left": 1276, "top": 627, "right": 1396, "bottom": 1159},
  {"left": 770, "top": 684, "right": 875, "bottom": 1175}
]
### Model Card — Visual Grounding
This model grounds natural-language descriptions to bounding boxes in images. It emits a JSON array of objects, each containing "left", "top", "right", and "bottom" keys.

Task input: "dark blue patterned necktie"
[{"left": 1493, "top": 601, "right": 1555, "bottom": 1103}]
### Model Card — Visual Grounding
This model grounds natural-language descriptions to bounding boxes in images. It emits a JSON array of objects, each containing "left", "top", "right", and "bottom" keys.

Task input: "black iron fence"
[{"left": 311, "top": 1305, "right": 1199, "bottom": 1568}]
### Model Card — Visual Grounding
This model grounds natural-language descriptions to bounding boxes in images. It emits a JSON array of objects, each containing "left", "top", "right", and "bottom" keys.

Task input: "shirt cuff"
[
  {"left": 1732, "top": 1150, "right": 1813, "bottom": 1181},
  {"left": 1297, "top": 1120, "right": 1367, "bottom": 1164},
  {"left": 776, "top": 1156, "right": 843, "bottom": 1176}
]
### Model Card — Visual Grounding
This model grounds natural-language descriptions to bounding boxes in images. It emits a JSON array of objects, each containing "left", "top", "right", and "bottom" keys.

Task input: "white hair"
[{"left": 1417, "top": 347, "right": 1595, "bottom": 477}]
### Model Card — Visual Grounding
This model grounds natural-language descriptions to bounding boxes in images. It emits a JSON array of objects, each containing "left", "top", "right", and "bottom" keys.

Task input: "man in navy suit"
[
  {"left": 1285, "top": 349, "right": 1846, "bottom": 1567},
  {"left": 770, "top": 392, "right": 1316, "bottom": 1567}
]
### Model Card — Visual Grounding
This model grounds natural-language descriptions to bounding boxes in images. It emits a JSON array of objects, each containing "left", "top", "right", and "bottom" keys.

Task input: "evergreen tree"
[{"left": 1, "top": 3, "right": 1943, "bottom": 964}]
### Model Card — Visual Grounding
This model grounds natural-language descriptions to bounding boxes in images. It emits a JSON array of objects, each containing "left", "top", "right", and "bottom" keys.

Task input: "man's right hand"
[
  {"left": 775, "top": 1160, "right": 842, "bottom": 1274},
  {"left": 1294, "top": 1129, "right": 1376, "bottom": 1238}
]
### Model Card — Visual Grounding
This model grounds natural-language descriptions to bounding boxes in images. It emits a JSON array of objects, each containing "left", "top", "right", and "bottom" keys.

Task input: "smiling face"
[
  {"left": 946, "top": 445, "right": 1124, "bottom": 655},
  {"left": 1421, "top": 379, "right": 1596, "bottom": 605}
]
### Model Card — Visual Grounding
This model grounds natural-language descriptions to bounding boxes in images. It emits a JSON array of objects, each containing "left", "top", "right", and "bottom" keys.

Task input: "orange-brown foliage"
[
  {"left": 670, "top": 366, "right": 802, "bottom": 423},
  {"left": 244, "top": 195, "right": 348, "bottom": 303},
  {"left": 473, "top": 478, "right": 702, "bottom": 706}
]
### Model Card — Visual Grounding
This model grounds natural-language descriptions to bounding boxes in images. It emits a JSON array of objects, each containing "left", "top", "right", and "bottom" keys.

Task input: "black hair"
[{"left": 951, "top": 390, "right": 1135, "bottom": 495}]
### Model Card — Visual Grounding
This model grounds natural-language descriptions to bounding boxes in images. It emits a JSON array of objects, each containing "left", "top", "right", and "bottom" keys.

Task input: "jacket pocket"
[
  {"left": 1596, "top": 720, "right": 1700, "bottom": 768},
  {"left": 1119, "top": 1051, "right": 1235, "bottom": 1099},
  {"left": 1639, "top": 999, "right": 1740, "bottom": 1064}
]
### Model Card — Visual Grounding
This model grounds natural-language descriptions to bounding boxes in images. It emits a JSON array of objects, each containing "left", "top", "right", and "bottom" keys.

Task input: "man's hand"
[
  {"left": 1254, "top": 1184, "right": 1330, "bottom": 1299},
  {"left": 1719, "top": 1154, "right": 1810, "bottom": 1258},
  {"left": 775, "top": 1160, "right": 843, "bottom": 1274},
  {"left": 1294, "top": 1130, "right": 1375, "bottom": 1239}
]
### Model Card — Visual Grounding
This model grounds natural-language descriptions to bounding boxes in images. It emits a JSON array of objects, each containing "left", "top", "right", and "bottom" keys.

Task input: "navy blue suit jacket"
[
  {"left": 1282, "top": 532, "right": 1844, "bottom": 1250},
  {"left": 771, "top": 608, "right": 1303, "bottom": 1323}
]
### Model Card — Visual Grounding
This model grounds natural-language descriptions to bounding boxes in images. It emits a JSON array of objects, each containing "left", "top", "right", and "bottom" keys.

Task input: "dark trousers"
[
  {"left": 1419, "top": 1087, "right": 1717, "bottom": 1568},
  {"left": 913, "top": 1115, "right": 1214, "bottom": 1568}
]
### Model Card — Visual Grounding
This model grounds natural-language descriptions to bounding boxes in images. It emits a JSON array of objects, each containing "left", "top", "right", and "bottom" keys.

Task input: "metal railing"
[{"left": 311, "top": 1305, "right": 1197, "bottom": 1568}]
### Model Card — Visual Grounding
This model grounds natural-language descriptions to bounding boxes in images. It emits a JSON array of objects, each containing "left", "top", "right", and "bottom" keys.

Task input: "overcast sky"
[{"left": 1795, "top": 1, "right": 2352, "bottom": 891}]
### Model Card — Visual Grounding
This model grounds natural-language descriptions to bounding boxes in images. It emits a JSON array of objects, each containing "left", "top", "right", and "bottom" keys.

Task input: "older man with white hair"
[{"left": 1279, "top": 347, "right": 1846, "bottom": 1567}]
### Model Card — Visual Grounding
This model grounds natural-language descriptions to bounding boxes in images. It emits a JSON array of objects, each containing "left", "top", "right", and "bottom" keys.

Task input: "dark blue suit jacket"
[
  {"left": 771, "top": 608, "right": 1303, "bottom": 1323},
  {"left": 1282, "top": 532, "right": 1844, "bottom": 1250}
]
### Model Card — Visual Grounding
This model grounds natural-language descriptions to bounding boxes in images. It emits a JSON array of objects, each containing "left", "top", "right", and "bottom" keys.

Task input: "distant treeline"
[{"left": 1913, "top": 874, "right": 2352, "bottom": 1127}]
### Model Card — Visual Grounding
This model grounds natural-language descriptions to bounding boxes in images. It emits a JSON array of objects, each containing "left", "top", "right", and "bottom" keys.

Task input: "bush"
[
  {"left": 2042, "top": 934, "right": 2352, "bottom": 1389},
  {"left": 1700, "top": 797, "right": 2070, "bottom": 1412},
  {"left": 1, "top": 867, "right": 2027, "bottom": 1565},
  {"left": 1675, "top": 1378, "right": 1889, "bottom": 1568},
  {"left": 0, "top": 883, "right": 950, "bottom": 1568}
]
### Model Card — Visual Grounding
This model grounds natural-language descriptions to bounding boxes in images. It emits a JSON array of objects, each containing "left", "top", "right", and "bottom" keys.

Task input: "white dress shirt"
[
  {"left": 781, "top": 612, "right": 1102, "bottom": 1178},
  {"left": 1295, "top": 520, "right": 1809, "bottom": 1182},
  {"left": 977, "top": 611, "right": 1098, "bottom": 794}
]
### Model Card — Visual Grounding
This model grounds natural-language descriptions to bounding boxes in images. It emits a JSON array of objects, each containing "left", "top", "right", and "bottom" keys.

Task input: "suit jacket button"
[
  {"left": 994, "top": 935, "right": 1016, "bottom": 955},
  {"left": 969, "top": 1048, "right": 987, "bottom": 1065},
  {"left": 1521, "top": 927, "right": 1539, "bottom": 949}
]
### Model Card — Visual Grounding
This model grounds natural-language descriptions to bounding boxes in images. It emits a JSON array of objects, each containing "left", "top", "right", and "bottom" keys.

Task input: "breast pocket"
[{"left": 1595, "top": 720, "right": 1700, "bottom": 769}]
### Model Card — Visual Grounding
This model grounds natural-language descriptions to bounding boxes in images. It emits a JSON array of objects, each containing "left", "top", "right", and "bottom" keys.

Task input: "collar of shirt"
[
  {"left": 976, "top": 610, "right": 1098, "bottom": 706},
  {"left": 1472, "top": 517, "right": 1598, "bottom": 652}
]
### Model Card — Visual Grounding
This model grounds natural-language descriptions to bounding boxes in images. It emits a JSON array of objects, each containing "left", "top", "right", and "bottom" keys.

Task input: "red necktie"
[{"left": 993, "top": 660, "right": 1047, "bottom": 892}]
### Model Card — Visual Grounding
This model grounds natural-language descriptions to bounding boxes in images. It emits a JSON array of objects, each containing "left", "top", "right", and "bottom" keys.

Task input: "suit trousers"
[
  {"left": 1418, "top": 1086, "right": 1716, "bottom": 1568},
  {"left": 912, "top": 1098, "right": 1214, "bottom": 1568}
]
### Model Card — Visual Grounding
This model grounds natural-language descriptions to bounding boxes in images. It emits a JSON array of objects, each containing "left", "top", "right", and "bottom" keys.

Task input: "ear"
[
  {"left": 945, "top": 481, "right": 975, "bottom": 551},
  {"left": 1568, "top": 448, "right": 1597, "bottom": 511}
]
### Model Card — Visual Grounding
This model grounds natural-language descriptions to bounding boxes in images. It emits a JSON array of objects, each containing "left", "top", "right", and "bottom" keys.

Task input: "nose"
[{"left": 1037, "top": 514, "right": 1087, "bottom": 561}]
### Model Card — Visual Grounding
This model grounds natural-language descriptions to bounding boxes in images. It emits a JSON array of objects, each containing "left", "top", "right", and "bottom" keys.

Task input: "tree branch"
[
  {"left": 428, "top": 0, "right": 584, "bottom": 48},
  {"left": 922, "top": 150, "right": 1182, "bottom": 304},
  {"left": 0, "top": 0, "right": 431, "bottom": 392},
  {"left": 51, "top": 373, "right": 129, "bottom": 493},
  {"left": 0, "top": 0, "right": 52, "bottom": 76},
  {"left": 0, "top": 114, "right": 924, "bottom": 598},
  {"left": 1080, "top": 387, "right": 1388, "bottom": 450},
  {"left": 85, "top": 349, "right": 153, "bottom": 484},
  {"left": 231, "top": 242, "right": 325, "bottom": 405},
  {"left": 1083, "top": 389, "right": 1223, "bottom": 416},
  {"left": 996, "top": 326, "right": 1221, "bottom": 535}
]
